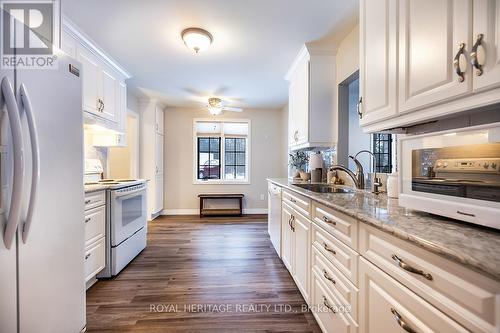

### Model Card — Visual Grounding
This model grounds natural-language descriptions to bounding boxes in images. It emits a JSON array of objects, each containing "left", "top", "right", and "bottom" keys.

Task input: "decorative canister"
[{"left": 387, "top": 172, "right": 399, "bottom": 198}]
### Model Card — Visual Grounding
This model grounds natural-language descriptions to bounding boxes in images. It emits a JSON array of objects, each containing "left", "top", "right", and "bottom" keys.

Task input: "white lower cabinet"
[
  {"left": 281, "top": 202, "right": 311, "bottom": 302},
  {"left": 269, "top": 184, "right": 500, "bottom": 333},
  {"left": 292, "top": 211, "right": 311, "bottom": 302},
  {"left": 281, "top": 204, "right": 294, "bottom": 271},
  {"left": 84, "top": 190, "right": 106, "bottom": 287},
  {"left": 359, "top": 257, "right": 469, "bottom": 333},
  {"left": 311, "top": 270, "right": 358, "bottom": 333}
]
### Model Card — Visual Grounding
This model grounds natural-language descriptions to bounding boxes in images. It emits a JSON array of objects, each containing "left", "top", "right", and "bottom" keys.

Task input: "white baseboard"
[{"left": 161, "top": 208, "right": 268, "bottom": 215}]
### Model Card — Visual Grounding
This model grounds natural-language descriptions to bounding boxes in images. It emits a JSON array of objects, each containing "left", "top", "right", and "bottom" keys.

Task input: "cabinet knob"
[{"left": 85, "top": 253, "right": 91, "bottom": 260}]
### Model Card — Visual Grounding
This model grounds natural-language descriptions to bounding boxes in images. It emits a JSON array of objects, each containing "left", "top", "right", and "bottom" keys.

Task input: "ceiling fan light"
[
  {"left": 208, "top": 106, "right": 222, "bottom": 116},
  {"left": 181, "top": 28, "right": 213, "bottom": 53}
]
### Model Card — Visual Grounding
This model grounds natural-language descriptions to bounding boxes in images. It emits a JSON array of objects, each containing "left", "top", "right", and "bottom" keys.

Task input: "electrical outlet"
[{"left": 260, "top": 194, "right": 265, "bottom": 200}]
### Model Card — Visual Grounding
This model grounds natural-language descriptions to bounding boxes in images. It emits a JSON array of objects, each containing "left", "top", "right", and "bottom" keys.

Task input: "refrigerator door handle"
[
  {"left": 19, "top": 84, "right": 40, "bottom": 243},
  {"left": 1, "top": 77, "right": 25, "bottom": 249}
]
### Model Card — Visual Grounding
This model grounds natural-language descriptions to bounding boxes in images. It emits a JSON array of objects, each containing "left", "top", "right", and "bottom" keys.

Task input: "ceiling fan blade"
[{"left": 222, "top": 106, "right": 243, "bottom": 112}]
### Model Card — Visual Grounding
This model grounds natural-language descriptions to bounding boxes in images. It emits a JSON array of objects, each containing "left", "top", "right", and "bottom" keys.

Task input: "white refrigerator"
[{"left": 0, "top": 16, "right": 86, "bottom": 333}]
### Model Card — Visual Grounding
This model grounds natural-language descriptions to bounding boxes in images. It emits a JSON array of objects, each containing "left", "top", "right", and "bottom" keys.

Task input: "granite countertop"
[
  {"left": 84, "top": 183, "right": 112, "bottom": 193},
  {"left": 268, "top": 178, "right": 500, "bottom": 281}
]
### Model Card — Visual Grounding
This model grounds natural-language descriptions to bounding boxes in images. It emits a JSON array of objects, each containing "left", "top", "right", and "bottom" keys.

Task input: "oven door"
[
  {"left": 110, "top": 185, "right": 147, "bottom": 246},
  {"left": 399, "top": 123, "right": 500, "bottom": 229}
]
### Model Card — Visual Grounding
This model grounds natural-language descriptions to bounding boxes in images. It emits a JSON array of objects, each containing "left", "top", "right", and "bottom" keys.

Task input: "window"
[
  {"left": 194, "top": 120, "right": 250, "bottom": 183},
  {"left": 372, "top": 133, "right": 392, "bottom": 173},
  {"left": 197, "top": 137, "right": 221, "bottom": 179}
]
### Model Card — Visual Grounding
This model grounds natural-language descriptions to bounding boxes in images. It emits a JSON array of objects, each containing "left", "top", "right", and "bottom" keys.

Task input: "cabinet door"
[
  {"left": 288, "top": 55, "right": 309, "bottom": 147},
  {"left": 101, "top": 68, "right": 117, "bottom": 123},
  {"left": 281, "top": 205, "right": 294, "bottom": 272},
  {"left": 155, "top": 132, "right": 164, "bottom": 175},
  {"left": 154, "top": 174, "right": 164, "bottom": 214},
  {"left": 155, "top": 107, "right": 164, "bottom": 134},
  {"left": 293, "top": 213, "right": 310, "bottom": 302},
  {"left": 472, "top": 0, "right": 500, "bottom": 91},
  {"left": 398, "top": 0, "right": 472, "bottom": 113},
  {"left": 359, "top": 258, "right": 469, "bottom": 333},
  {"left": 294, "top": 57, "right": 309, "bottom": 145},
  {"left": 359, "top": 0, "right": 398, "bottom": 125},
  {"left": 77, "top": 47, "right": 101, "bottom": 115}
]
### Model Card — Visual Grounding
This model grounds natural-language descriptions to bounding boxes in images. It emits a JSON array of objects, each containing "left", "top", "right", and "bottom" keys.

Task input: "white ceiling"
[{"left": 62, "top": 0, "right": 358, "bottom": 109}]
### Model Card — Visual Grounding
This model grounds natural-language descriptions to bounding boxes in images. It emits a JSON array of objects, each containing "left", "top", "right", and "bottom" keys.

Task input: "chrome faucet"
[
  {"left": 328, "top": 165, "right": 363, "bottom": 189},
  {"left": 352, "top": 150, "right": 382, "bottom": 194},
  {"left": 329, "top": 150, "right": 382, "bottom": 194}
]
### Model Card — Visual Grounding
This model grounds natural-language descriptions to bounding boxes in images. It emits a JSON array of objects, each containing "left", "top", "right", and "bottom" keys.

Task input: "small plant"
[{"left": 289, "top": 151, "right": 309, "bottom": 171}]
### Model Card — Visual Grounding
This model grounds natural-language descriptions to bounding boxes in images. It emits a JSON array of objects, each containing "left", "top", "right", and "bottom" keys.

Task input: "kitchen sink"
[{"left": 292, "top": 183, "right": 354, "bottom": 194}]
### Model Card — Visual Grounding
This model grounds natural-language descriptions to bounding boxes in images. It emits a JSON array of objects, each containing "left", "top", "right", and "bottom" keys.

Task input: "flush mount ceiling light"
[{"left": 181, "top": 28, "right": 213, "bottom": 53}]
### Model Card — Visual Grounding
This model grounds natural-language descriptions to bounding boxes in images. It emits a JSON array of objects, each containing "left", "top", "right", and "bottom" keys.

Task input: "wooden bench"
[{"left": 198, "top": 194, "right": 244, "bottom": 217}]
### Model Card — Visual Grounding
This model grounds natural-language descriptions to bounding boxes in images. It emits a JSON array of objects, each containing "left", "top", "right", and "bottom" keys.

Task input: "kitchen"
[{"left": 1, "top": 0, "right": 500, "bottom": 333}]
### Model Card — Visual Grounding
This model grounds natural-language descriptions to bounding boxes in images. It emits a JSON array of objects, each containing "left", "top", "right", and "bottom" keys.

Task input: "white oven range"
[{"left": 97, "top": 180, "right": 148, "bottom": 278}]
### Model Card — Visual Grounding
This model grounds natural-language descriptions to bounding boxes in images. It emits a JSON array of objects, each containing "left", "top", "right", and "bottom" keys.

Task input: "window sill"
[{"left": 193, "top": 179, "right": 250, "bottom": 185}]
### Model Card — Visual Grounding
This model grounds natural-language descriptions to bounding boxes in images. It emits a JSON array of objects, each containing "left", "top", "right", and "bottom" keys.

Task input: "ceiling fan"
[{"left": 206, "top": 97, "right": 243, "bottom": 116}]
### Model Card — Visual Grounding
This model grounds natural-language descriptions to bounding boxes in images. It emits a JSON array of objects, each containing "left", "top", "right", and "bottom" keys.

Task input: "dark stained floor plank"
[{"left": 86, "top": 215, "right": 321, "bottom": 333}]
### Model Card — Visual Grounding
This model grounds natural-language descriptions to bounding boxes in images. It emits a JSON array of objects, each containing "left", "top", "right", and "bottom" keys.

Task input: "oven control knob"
[
  {"left": 483, "top": 163, "right": 490, "bottom": 169},
  {"left": 436, "top": 162, "right": 442, "bottom": 168},
  {"left": 443, "top": 162, "right": 448, "bottom": 168},
  {"left": 492, "top": 162, "right": 498, "bottom": 169}
]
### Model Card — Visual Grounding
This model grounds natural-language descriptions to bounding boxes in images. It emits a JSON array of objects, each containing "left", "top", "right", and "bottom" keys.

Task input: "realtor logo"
[{"left": 1, "top": 0, "right": 59, "bottom": 69}]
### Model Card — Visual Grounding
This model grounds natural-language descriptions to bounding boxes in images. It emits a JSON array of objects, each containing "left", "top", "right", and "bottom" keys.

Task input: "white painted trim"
[
  {"left": 162, "top": 208, "right": 268, "bottom": 215},
  {"left": 192, "top": 118, "right": 251, "bottom": 184},
  {"left": 62, "top": 16, "right": 132, "bottom": 79}
]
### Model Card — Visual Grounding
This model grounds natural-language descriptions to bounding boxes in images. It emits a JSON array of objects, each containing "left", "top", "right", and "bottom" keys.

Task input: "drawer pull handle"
[
  {"left": 391, "top": 308, "right": 418, "bottom": 333},
  {"left": 85, "top": 199, "right": 91, "bottom": 204},
  {"left": 322, "top": 296, "right": 336, "bottom": 313},
  {"left": 322, "top": 216, "right": 336, "bottom": 225},
  {"left": 322, "top": 269, "right": 336, "bottom": 284},
  {"left": 470, "top": 33, "right": 484, "bottom": 76},
  {"left": 288, "top": 215, "right": 294, "bottom": 231},
  {"left": 453, "top": 42, "right": 467, "bottom": 83},
  {"left": 84, "top": 217, "right": 91, "bottom": 223},
  {"left": 289, "top": 198, "right": 297, "bottom": 203},
  {"left": 323, "top": 243, "right": 336, "bottom": 255},
  {"left": 391, "top": 254, "right": 433, "bottom": 280},
  {"left": 85, "top": 253, "right": 91, "bottom": 260}
]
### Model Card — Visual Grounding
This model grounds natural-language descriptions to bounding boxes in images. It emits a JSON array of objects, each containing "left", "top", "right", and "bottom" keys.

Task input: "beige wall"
[
  {"left": 336, "top": 25, "right": 359, "bottom": 84},
  {"left": 164, "top": 107, "right": 286, "bottom": 213}
]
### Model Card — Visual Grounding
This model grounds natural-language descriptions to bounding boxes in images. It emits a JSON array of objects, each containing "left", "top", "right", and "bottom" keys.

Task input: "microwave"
[{"left": 399, "top": 122, "right": 500, "bottom": 230}]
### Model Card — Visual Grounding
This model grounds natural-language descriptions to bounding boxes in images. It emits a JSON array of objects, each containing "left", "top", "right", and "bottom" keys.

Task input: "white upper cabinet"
[
  {"left": 77, "top": 47, "right": 101, "bottom": 116},
  {"left": 360, "top": 0, "right": 500, "bottom": 132},
  {"left": 63, "top": 17, "right": 131, "bottom": 134},
  {"left": 101, "top": 68, "right": 118, "bottom": 123},
  {"left": 359, "top": 0, "right": 398, "bottom": 125},
  {"left": 398, "top": 0, "right": 473, "bottom": 113},
  {"left": 286, "top": 44, "right": 336, "bottom": 150},
  {"left": 472, "top": 0, "right": 500, "bottom": 91}
]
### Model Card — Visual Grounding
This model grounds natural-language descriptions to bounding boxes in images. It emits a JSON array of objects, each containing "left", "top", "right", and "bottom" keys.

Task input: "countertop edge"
[{"left": 267, "top": 178, "right": 500, "bottom": 281}]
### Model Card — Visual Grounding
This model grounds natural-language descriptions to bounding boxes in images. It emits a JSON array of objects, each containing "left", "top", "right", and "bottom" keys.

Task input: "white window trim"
[{"left": 193, "top": 118, "right": 251, "bottom": 185}]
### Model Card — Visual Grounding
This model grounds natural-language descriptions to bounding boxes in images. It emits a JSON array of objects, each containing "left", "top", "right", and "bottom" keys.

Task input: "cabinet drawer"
[
  {"left": 311, "top": 270, "right": 358, "bottom": 333},
  {"left": 312, "top": 223, "right": 358, "bottom": 285},
  {"left": 84, "top": 205, "right": 105, "bottom": 247},
  {"left": 312, "top": 245, "right": 359, "bottom": 321},
  {"left": 84, "top": 190, "right": 105, "bottom": 210},
  {"left": 312, "top": 202, "right": 358, "bottom": 249},
  {"left": 84, "top": 238, "right": 105, "bottom": 283},
  {"left": 359, "top": 257, "right": 468, "bottom": 333},
  {"left": 359, "top": 224, "right": 500, "bottom": 333},
  {"left": 282, "top": 189, "right": 310, "bottom": 218}
]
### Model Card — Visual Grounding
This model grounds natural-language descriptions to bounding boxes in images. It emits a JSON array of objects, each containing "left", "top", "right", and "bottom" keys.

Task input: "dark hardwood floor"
[{"left": 86, "top": 215, "right": 321, "bottom": 333}]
